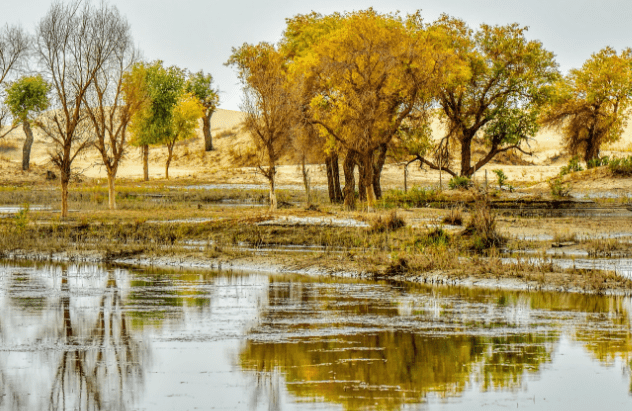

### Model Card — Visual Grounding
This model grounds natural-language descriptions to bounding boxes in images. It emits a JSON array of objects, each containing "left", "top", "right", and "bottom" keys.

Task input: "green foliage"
[
  {"left": 380, "top": 187, "right": 442, "bottom": 208},
  {"left": 559, "top": 156, "right": 583, "bottom": 176},
  {"left": 416, "top": 227, "right": 450, "bottom": 247},
  {"left": 492, "top": 169, "right": 507, "bottom": 188},
  {"left": 129, "top": 61, "right": 187, "bottom": 147},
  {"left": 587, "top": 156, "right": 610, "bottom": 169},
  {"left": 186, "top": 70, "right": 219, "bottom": 111},
  {"left": 13, "top": 203, "right": 29, "bottom": 231},
  {"left": 608, "top": 156, "right": 632, "bottom": 176},
  {"left": 448, "top": 176, "right": 471, "bottom": 190},
  {"left": 548, "top": 178, "right": 570, "bottom": 197},
  {"left": 5, "top": 75, "right": 50, "bottom": 123}
]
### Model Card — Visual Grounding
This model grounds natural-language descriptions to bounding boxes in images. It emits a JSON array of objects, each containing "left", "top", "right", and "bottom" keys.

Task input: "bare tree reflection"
[{"left": 48, "top": 269, "right": 147, "bottom": 411}]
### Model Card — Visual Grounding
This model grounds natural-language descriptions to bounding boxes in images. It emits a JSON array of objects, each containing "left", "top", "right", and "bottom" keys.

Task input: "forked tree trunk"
[
  {"left": 22, "top": 122, "right": 34, "bottom": 171},
  {"left": 325, "top": 153, "right": 343, "bottom": 204},
  {"left": 268, "top": 170, "right": 277, "bottom": 211},
  {"left": 343, "top": 151, "right": 357, "bottom": 210},
  {"left": 203, "top": 111, "right": 213, "bottom": 151},
  {"left": 107, "top": 171, "right": 117, "bottom": 210},
  {"left": 142, "top": 145, "right": 149, "bottom": 181}
]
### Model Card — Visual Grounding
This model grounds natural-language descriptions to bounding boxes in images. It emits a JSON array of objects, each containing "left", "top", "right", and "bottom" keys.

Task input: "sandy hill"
[{"left": 1, "top": 107, "right": 632, "bottom": 187}]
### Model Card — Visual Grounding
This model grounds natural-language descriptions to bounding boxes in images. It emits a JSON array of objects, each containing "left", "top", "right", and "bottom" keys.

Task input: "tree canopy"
[
  {"left": 427, "top": 17, "right": 559, "bottom": 177},
  {"left": 541, "top": 47, "right": 632, "bottom": 161}
]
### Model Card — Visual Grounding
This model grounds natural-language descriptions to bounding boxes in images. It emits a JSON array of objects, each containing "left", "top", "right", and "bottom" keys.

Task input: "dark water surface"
[{"left": 1, "top": 261, "right": 632, "bottom": 410}]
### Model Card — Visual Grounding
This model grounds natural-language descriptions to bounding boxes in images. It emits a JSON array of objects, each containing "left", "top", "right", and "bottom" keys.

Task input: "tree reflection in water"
[
  {"left": 49, "top": 268, "right": 146, "bottom": 410},
  {"left": 0, "top": 263, "right": 149, "bottom": 411},
  {"left": 239, "top": 278, "right": 632, "bottom": 410}
]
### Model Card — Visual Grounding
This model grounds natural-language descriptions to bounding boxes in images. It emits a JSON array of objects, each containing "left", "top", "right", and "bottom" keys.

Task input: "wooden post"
[
  {"left": 439, "top": 165, "right": 442, "bottom": 191},
  {"left": 485, "top": 169, "right": 488, "bottom": 198}
]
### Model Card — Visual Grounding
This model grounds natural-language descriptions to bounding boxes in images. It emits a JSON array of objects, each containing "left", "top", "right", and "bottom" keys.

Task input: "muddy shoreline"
[{"left": 4, "top": 247, "right": 632, "bottom": 297}]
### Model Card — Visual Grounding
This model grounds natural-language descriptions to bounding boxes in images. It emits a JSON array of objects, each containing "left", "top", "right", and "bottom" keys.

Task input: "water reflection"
[
  {"left": 1, "top": 262, "right": 632, "bottom": 410},
  {"left": 239, "top": 278, "right": 632, "bottom": 410}
]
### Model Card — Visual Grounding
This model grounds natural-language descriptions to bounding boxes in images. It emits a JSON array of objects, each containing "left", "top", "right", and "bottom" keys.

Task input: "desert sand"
[{"left": 1, "top": 108, "right": 631, "bottom": 193}]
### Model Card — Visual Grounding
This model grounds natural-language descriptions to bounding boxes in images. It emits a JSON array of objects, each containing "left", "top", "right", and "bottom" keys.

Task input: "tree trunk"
[
  {"left": 460, "top": 135, "right": 473, "bottom": 177},
  {"left": 203, "top": 111, "right": 213, "bottom": 151},
  {"left": 343, "top": 151, "right": 357, "bottom": 210},
  {"left": 301, "top": 155, "right": 311, "bottom": 208},
  {"left": 107, "top": 172, "right": 116, "bottom": 210},
  {"left": 362, "top": 153, "right": 376, "bottom": 207},
  {"left": 268, "top": 169, "right": 277, "bottom": 211},
  {"left": 22, "top": 122, "right": 34, "bottom": 171},
  {"left": 60, "top": 167, "right": 70, "bottom": 218},
  {"left": 165, "top": 146, "right": 173, "bottom": 179},
  {"left": 142, "top": 145, "right": 149, "bottom": 181},
  {"left": 357, "top": 156, "right": 367, "bottom": 202},
  {"left": 325, "top": 153, "right": 343, "bottom": 204},
  {"left": 585, "top": 131, "right": 600, "bottom": 162},
  {"left": 372, "top": 144, "right": 387, "bottom": 200}
]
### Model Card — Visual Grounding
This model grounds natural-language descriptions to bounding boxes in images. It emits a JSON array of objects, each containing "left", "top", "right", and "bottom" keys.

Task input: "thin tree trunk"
[
  {"left": 357, "top": 157, "right": 367, "bottom": 202},
  {"left": 372, "top": 144, "right": 387, "bottom": 200},
  {"left": 22, "top": 122, "right": 34, "bottom": 171},
  {"left": 343, "top": 151, "right": 357, "bottom": 210},
  {"left": 362, "top": 153, "right": 376, "bottom": 207},
  {"left": 165, "top": 145, "right": 173, "bottom": 180},
  {"left": 269, "top": 169, "right": 277, "bottom": 211},
  {"left": 301, "top": 155, "right": 311, "bottom": 208},
  {"left": 60, "top": 168, "right": 69, "bottom": 218},
  {"left": 203, "top": 111, "right": 213, "bottom": 151},
  {"left": 142, "top": 145, "right": 149, "bottom": 181},
  {"left": 107, "top": 172, "right": 116, "bottom": 210},
  {"left": 325, "top": 153, "right": 343, "bottom": 204}
]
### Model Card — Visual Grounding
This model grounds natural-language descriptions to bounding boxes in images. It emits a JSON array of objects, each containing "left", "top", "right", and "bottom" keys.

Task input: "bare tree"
[
  {"left": 34, "top": 0, "right": 130, "bottom": 217},
  {"left": 0, "top": 24, "right": 30, "bottom": 140},
  {"left": 83, "top": 38, "right": 140, "bottom": 210}
]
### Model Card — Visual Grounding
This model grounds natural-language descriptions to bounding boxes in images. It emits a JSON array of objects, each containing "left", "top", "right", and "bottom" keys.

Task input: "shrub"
[
  {"left": 560, "top": 156, "right": 583, "bottom": 176},
  {"left": 609, "top": 156, "right": 632, "bottom": 176},
  {"left": 587, "top": 156, "right": 610, "bottom": 169},
  {"left": 416, "top": 227, "right": 450, "bottom": 247},
  {"left": 442, "top": 206, "right": 463, "bottom": 226},
  {"left": 492, "top": 169, "right": 507, "bottom": 189},
  {"left": 549, "top": 177, "right": 570, "bottom": 197},
  {"left": 448, "top": 176, "right": 471, "bottom": 190},
  {"left": 462, "top": 200, "right": 503, "bottom": 250},
  {"left": 371, "top": 211, "right": 406, "bottom": 233}
]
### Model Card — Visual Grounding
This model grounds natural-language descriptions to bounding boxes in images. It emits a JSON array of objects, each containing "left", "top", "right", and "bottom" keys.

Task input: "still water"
[{"left": 1, "top": 261, "right": 632, "bottom": 410}]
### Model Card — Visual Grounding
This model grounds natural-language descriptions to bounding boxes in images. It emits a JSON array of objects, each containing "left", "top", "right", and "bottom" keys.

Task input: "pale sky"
[{"left": 3, "top": 0, "right": 632, "bottom": 110}]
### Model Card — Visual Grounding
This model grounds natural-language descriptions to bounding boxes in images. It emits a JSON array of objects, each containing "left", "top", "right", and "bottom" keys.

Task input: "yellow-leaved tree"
[
  {"left": 288, "top": 10, "right": 454, "bottom": 209},
  {"left": 163, "top": 92, "right": 204, "bottom": 179},
  {"left": 541, "top": 47, "right": 632, "bottom": 162},
  {"left": 226, "top": 43, "right": 294, "bottom": 211}
]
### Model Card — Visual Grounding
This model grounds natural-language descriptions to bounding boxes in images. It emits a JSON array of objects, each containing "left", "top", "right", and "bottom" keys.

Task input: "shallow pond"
[{"left": 1, "top": 261, "right": 632, "bottom": 410}]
